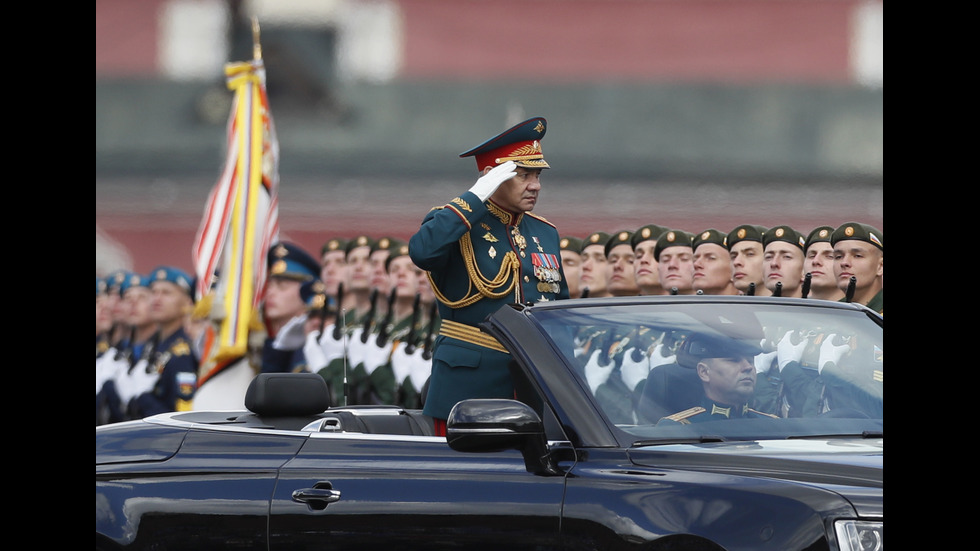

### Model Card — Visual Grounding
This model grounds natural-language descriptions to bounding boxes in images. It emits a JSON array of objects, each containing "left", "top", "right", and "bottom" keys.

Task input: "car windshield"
[{"left": 530, "top": 300, "right": 882, "bottom": 442}]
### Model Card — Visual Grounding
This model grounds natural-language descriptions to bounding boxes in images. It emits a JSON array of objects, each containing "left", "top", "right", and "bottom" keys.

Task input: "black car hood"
[{"left": 628, "top": 438, "right": 883, "bottom": 517}]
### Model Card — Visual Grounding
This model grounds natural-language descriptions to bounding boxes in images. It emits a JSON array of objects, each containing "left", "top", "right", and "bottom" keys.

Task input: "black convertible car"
[{"left": 97, "top": 296, "right": 883, "bottom": 551}]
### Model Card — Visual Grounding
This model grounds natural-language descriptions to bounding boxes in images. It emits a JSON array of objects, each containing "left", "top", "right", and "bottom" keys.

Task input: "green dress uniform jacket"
[{"left": 410, "top": 192, "right": 569, "bottom": 420}]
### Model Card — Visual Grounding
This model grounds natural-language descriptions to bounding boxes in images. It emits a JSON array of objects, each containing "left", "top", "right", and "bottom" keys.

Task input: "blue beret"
[
  {"left": 105, "top": 269, "right": 131, "bottom": 295},
  {"left": 119, "top": 272, "right": 152, "bottom": 295},
  {"left": 149, "top": 266, "right": 194, "bottom": 298},
  {"left": 267, "top": 242, "right": 319, "bottom": 281}
]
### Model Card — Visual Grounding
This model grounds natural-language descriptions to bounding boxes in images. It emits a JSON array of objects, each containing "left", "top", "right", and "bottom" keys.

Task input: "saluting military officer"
[{"left": 409, "top": 116, "right": 569, "bottom": 435}]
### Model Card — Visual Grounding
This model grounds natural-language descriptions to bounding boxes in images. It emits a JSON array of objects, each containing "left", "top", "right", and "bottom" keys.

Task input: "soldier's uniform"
[
  {"left": 261, "top": 242, "right": 321, "bottom": 374},
  {"left": 97, "top": 272, "right": 154, "bottom": 425},
  {"left": 346, "top": 237, "right": 405, "bottom": 405},
  {"left": 656, "top": 334, "right": 778, "bottom": 425},
  {"left": 129, "top": 267, "right": 199, "bottom": 418},
  {"left": 659, "top": 398, "right": 779, "bottom": 424},
  {"left": 822, "top": 222, "right": 882, "bottom": 417},
  {"left": 831, "top": 222, "right": 883, "bottom": 316},
  {"left": 410, "top": 117, "right": 569, "bottom": 423},
  {"left": 96, "top": 277, "right": 111, "bottom": 358}
]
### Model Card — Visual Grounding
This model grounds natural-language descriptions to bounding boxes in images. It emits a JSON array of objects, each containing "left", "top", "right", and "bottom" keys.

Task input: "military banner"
[{"left": 193, "top": 18, "right": 279, "bottom": 368}]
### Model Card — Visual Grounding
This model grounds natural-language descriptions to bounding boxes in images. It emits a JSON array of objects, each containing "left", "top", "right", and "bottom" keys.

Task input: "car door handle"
[{"left": 292, "top": 483, "right": 341, "bottom": 510}]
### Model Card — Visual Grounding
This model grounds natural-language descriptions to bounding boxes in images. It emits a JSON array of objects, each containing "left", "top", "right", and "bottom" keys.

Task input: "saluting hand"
[{"left": 468, "top": 160, "right": 517, "bottom": 202}]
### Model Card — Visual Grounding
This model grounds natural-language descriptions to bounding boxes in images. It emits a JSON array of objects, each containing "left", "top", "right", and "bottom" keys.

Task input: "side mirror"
[{"left": 446, "top": 399, "right": 560, "bottom": 475}]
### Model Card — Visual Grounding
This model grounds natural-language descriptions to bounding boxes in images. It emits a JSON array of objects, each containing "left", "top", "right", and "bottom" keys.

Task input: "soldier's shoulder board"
[{"left": 663, "top": 406, "right": 706, "bottom": 424}]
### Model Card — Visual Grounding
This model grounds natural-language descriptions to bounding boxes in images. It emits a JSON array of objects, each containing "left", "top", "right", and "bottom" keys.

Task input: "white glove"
[
  {"left": 316, "top": 324, "right": 348, "bottom": 365},
  {"left": 648, "top": 343, "right": 676, "bottom": 368},
  {"left": 818, "top": 333, "right": 850, "bottom": 373},
  {"left": 776, "top": 330, "right": 807, "bottom": 371},
  {"left": 360, "top": 338, "right": 392, "bottom": 375},
  {"left": 303, "top": 331, "right": 330, "bottom": 372},
  {"left": 389, "top": 341, "right": 413, "bottom": 384},
  {"left": 130, "top": 360, "right": 161, "bottom": 399},
  {"left": 468, "top": 161, "right": 517, "bottom": 202},
  {"left": 96, "top": 352, "right": 125, "bottom": 394},
  {"left": 583, "top": 349, "right": 615, "bottom": 394},
  {"left": 346, "top": 328, "right": 370, "bottom": 368},
  {"left": 272, "top": 314, "right": 308, "bottom": 351},
  {"left": 620, "top": 347, "right": 650, "bottom": 391},
  {"left": 116, "top": 359, "right": 160, "bottom": 404},
  {"left": 754, "top": 350, "right": 778, "bottom": 373},
  {"left": 408, "top": 348, "right": 432, "bottom": 393}
]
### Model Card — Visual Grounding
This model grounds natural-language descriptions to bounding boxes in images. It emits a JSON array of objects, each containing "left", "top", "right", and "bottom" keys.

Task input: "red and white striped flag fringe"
[{"left": 192, "top": 58, "right": 280, "bottom": 363}]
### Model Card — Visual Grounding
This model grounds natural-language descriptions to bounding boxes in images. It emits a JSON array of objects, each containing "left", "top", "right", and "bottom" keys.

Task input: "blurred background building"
[{"left": 97, "top": 0, "right": 883, "bottom": 275}]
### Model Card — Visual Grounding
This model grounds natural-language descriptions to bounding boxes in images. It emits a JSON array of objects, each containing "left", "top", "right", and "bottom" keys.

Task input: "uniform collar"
[
  {"left": 487, "top": 199, "right": 524, "bottom": 226},
  {"left": 705, "top": 399, "right": 749, "bottom": 418}
]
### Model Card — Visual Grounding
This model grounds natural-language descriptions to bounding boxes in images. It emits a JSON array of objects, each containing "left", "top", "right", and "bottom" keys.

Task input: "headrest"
[{"left": 245, "top": 373, "right": 331, "bottom": 416}]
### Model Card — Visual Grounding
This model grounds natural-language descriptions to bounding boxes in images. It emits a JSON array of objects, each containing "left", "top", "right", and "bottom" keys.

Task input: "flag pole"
[{"left": 252, "top": 16, "right": 262, "bottom": 62}]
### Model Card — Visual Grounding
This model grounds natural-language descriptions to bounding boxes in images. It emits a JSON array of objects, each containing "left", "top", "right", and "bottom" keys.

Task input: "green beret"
[
  {"left": 371, "top": 236, "right": 404, "bottom": 254},
  {"left": 831, "top": 222, "right": 883, "bottom": 251},
  {"left": 345, "top": 235, "right": 376, "bottom": 256},
  {"left": 654, "top": 229, "right": 694, "bottom": 261},
  {"left": 693, "top": 229, "right": 727, "bottom": 251},
  {"left": 630, "top": 224, "right": 668, "bottom": 249},
  {"left": 605, "top": 230, "right": 634, "bottom": 257},
  {"left": 384, "top": 241, "right": 412, "bottom": 272},
  {"left": 763, "top": 225, "right": 805, "bottom": 251},
  {"left": 581, "top": 231, "right": 611, "bottom": 253},
  {"left": 726, "top": 224, "right": 767, "bottom": 250},
  {"left": 321, "top": 237, "right": 349, "bottom": 256},
  {"left": 559, "top": 236, "right": 583, "bottom": 253},
  {"left": 804, "top": 226, "right": 835, "bottom": 253}
]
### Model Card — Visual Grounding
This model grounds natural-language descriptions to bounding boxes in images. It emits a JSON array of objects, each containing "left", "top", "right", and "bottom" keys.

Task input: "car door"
[{"left": 270, "top": 433, "right": 565, "bottom": 550}]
